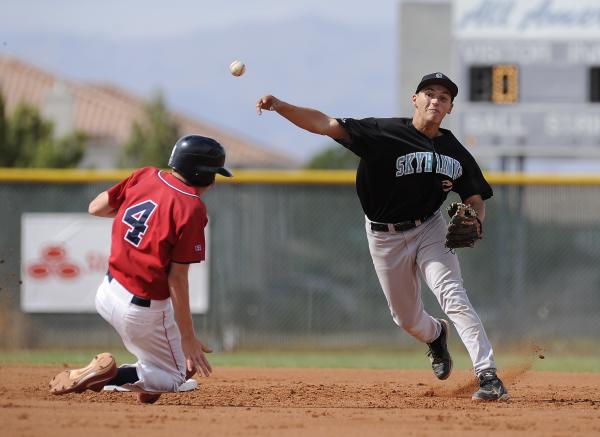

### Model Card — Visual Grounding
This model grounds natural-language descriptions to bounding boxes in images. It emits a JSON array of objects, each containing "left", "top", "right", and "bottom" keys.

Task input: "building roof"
[{"left": 0, "top": 55, "right": 296, "bottom": 168}]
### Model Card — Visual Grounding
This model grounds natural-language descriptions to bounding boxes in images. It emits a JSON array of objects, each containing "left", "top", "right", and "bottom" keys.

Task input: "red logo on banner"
[
  {"left": 27, "top": 263, "right": 52, "bottom": 279},
  {"left": 27, "top": 245, "right": 81, "bottom": 280},
  {"left": 42, "top": 246, "right": 66, "bottom": 263},
  {"left": 56, "top": 263, "right": 80, "bottom": 278}
]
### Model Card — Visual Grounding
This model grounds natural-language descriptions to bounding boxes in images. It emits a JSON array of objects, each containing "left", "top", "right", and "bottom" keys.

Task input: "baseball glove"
[{"left": 445, "top": 202, "right": 481, "bottom": 249}]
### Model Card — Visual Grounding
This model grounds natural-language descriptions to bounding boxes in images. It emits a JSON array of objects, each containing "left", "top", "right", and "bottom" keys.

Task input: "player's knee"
[
  {"left": 439, "top": 290, "right": 471, "bottom": 314},
  {"left": 435, "top": 279, "right": 464, "bottom": 295},
  {"left": 444, "top": 303, "right": 471, "bottom": 317},
  {"left": 437, "top": 283, "right": 468, "bottom": 303},
  {"left": 145, "top": 371, "right": 185, "bottom": 393}
]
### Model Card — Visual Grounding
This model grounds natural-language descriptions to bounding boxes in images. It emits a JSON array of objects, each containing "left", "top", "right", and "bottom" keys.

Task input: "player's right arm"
[
  {"left": 89, "top": 169, "right": 143, "bottom": 218},
  {"left": 88, "top": 191, "right": 117, "bottom": 218},
  {"left": 168, "top": 262, "right": 213, "bottom": 377},
  {"left": 256, "top": 95, "right": 350, "bottom": 142}
]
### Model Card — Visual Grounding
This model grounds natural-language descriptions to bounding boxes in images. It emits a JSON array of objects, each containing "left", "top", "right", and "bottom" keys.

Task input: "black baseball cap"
[{"left": 415, "top": 72, "right": 458, "bottom": 100}]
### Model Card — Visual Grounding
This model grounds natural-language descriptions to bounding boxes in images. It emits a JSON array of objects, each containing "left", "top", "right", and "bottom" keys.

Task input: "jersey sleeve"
[
  {"left": 107, "top": 174, "right": 134, "bottom": 209},
  {"left": 106, "top": 167, "right": 149, "bottom": 209},
  {"left": 453, "top": 152, "right": 493, "bottom": 201},
  {"left": 334, "top": 118, "right": 382, "bottom": 158},
  {"left": 171, "top": 207, "right": 207, "bottom": 264}
]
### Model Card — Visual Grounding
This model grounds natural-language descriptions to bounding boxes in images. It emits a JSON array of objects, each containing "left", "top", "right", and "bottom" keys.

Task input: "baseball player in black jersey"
[{"left": 256, "top": 72, "right": 509, "bottom": 401}]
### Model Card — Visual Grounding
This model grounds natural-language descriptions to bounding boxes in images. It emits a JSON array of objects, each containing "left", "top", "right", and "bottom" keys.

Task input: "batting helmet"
[{"left": 168, "top": 135, "right": 233, "bottom": 186}]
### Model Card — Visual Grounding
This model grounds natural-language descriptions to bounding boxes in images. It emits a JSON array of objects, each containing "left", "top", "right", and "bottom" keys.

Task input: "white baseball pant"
[
  {"left": 94, "top": 275, "right": 187, "bottom": 392},
  {"left": 366, "top": 210, "right": 496, "bottom": 375}
]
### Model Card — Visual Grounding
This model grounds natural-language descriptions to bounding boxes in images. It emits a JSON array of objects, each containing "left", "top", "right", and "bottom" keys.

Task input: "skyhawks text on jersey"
[{"left": 395, "top": 152, "right": 463, "bottom": 179}]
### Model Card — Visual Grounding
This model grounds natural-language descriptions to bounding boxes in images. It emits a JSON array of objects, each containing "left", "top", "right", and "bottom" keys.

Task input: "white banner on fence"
[{"left": 20, "top": 213, "right": 209, "bottom": 313}]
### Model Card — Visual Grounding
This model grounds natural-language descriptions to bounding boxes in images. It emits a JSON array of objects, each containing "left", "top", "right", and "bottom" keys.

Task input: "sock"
[{"left": 106, "top": 366, "right": 139, "bottom": 386}]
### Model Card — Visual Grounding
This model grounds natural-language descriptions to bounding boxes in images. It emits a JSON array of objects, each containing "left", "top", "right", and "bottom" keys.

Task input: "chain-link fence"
[{"left": 1, "top": 171, "right": 598, "bottom": 349}]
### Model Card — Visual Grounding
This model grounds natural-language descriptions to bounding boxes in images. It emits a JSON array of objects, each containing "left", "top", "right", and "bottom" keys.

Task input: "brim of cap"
[
  {"left": 416, "top": 79, "right": 458, "bottom": 98},
  {"left": 194, "top": 165, "right": 233, "bottom": 177},
  {"left": 216, "top": 167, "right": 233, "bottom": 177}
]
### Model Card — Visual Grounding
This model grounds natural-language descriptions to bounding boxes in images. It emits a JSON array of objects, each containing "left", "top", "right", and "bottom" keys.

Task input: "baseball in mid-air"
[{"left": 229, "top": 60, "right": 246, "bottom": 77}]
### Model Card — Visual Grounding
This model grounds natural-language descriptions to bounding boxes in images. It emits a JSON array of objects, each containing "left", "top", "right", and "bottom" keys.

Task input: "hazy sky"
[
  {"left": 1, "top": 0, "right": 401, "bottom": 39},
  {"left": 1, "top": 0, "right": 405, "bottom": 162},
  {"left": 3, "top": 0, "right": 598, "bottom": 171}
]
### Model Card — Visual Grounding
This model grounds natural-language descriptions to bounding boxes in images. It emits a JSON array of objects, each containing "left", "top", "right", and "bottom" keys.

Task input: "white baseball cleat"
[
  {"left": 49, "top": 353, "right": 117, "bottom": 395},
  {"left": 103, "top": 378, "right": 198, "bottom": 392}
]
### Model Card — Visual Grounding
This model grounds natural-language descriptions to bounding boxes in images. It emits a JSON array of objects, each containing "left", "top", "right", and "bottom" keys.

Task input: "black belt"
[
  {"left": 107, "top": 271, "right": 151, "bottom": 308},
  {"left": 370, "top": 212, "right": 434, "bottom": 233}
]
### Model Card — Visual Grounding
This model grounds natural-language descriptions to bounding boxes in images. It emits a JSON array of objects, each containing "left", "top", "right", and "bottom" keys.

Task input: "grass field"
[{"left": 1, "top": 348, "right": 599, "bottom": 372}]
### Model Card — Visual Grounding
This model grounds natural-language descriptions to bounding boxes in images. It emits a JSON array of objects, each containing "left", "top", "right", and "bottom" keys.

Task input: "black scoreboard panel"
[
  {"left": 590, "top": 67, "right": 600, "bottom": 102},
  {"left": 469, "top": 64, "right": 519, "bottom": 104}
]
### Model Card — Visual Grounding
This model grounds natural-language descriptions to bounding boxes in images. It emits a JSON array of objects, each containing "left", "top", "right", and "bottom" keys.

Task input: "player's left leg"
[
  {"left": 417, "top": 213, "right": 496, "bottom": 374},
  {"left": 95, "top": 274, "right": 187, "bottom": 394},
  {"left": 417, "top": 214, "right": 509, "bottom": 400},
  {"left": 126, "top": 303, "right": 188, "bottom": 393}
]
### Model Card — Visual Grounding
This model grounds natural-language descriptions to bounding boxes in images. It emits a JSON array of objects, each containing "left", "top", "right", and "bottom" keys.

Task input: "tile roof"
[{"left": 0, "top": 55, "right": 296, "bottom": 168}]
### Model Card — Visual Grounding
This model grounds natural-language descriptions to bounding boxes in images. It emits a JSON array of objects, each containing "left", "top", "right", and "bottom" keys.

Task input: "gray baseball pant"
[{"left": 365, "top": 210, "right": 496, "bottom": 375}]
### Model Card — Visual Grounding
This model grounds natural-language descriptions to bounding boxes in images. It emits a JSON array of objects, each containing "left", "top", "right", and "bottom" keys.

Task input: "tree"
[
  {"left": 305, "top": 144, "right": 359, "bottom": 169},
  {"left": 32, "top": 131, "right": 86, "bottom": 168},
  {"left": 8, "top": 104, "right": 53, "bottom": 167},
  {"left": 0, "top": 98, "right": 85, "bottom": 168},
  {"left": 0, "top": 94, "right": 10, "bottom": 164},
  {"left": 119, "top": 92, "right": 181, "bottom": 168}
]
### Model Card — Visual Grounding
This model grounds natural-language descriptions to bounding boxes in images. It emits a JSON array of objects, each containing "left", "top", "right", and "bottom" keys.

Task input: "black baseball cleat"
[
  {"left": 472, "top": 369, "right": 510, "bottom": 401},
  {"left": 426, "top": 318, "right": 453, "bottom": 380}
]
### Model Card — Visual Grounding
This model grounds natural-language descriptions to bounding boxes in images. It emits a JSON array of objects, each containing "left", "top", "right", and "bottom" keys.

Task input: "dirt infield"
[{"left": 1, "top": 365, "right": 599, "bottom": 436}]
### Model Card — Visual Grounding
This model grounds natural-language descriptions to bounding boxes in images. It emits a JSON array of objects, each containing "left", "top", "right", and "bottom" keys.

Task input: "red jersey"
[{"left": 106, "top": 167, "right": 207, "bottom": 300}]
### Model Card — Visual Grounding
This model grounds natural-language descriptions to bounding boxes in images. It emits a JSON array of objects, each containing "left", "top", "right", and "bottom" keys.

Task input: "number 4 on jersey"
[{"left": 122, "top": 200, "right": 157, "bottom": 247}]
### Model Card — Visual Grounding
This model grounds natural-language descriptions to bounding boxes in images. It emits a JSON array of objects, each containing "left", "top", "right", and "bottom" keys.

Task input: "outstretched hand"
[
  {"left": 256, "top": 95, "right": 280, "bottom": 115},
  {"left": 182, "top": 336, "right": 213, "bottom": 377}
]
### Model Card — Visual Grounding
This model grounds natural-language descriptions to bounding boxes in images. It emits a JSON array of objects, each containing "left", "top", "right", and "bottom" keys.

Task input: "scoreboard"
[{"left": 451, "top": 0, "right": 600, "bottom": 158}]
